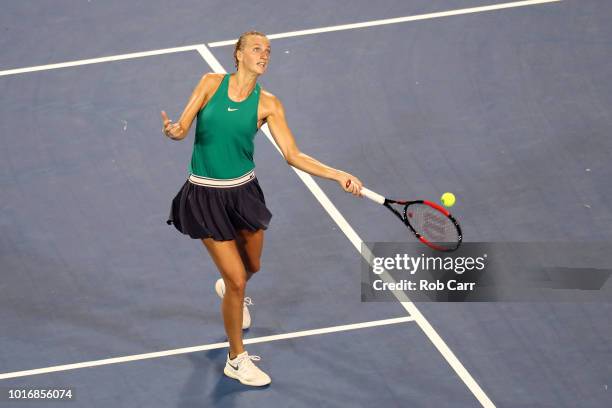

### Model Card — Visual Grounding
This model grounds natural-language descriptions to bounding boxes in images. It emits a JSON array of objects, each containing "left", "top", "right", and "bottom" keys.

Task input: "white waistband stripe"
[{"left": 188, "top": 170, "right": 255, "bottom": 188}]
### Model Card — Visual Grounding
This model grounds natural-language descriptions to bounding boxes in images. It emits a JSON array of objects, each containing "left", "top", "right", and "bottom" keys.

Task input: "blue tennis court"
[{"left": 1, "top": 1, "right": 611, "bottom": 407}]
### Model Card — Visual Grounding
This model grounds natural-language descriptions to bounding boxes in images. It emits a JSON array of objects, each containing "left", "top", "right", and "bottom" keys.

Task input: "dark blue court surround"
[{"left": 1, "top": 1, "right": 611, "bottom": 407}]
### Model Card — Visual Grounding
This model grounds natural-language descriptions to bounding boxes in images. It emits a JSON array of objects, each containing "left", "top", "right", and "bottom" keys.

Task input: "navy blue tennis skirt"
[{"left": 167, "top": 172, "right": 272, "bottom": 241}]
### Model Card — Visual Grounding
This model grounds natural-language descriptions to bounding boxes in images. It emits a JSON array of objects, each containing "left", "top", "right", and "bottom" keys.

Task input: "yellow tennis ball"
[{"left": 441, "top": 192, "right": 456, "bottom": 207}]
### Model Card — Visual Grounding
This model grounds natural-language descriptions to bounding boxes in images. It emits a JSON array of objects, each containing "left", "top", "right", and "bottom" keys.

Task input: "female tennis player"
[{"left": 163, "top": 31, "right": 363, "bottom": 386}]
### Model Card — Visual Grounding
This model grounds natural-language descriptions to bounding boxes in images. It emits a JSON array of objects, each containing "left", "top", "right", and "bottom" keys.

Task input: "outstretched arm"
[{"left": 264, "top": 93, "right": 363, "bottom": 196}]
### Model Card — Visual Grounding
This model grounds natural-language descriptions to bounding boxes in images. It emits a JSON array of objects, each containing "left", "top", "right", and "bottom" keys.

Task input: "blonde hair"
[{"left": 233, "top": 31, "right": 268, "bottom": 69}]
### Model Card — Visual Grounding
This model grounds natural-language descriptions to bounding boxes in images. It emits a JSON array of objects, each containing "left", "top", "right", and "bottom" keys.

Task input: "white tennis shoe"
[
  {"left": 224, "top": 351, "right": 271, "bottom": 386},
  {"left": 215, "top": 278, "right": 252, "bottom": 329}
]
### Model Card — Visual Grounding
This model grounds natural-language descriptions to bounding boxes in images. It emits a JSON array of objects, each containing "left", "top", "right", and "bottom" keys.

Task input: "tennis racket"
[{"left": 347, "top": 180, "right": 462, "bottom": 252}]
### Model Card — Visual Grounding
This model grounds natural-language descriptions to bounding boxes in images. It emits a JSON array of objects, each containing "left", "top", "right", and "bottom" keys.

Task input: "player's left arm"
[{"left": 262, "top": 92, "right": 362, "bottom": 195}]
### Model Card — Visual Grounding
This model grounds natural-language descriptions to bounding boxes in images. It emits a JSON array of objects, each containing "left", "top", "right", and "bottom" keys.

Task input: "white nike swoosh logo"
[{"left": 227, "top": 107, "right": 238, "bottom": 112}]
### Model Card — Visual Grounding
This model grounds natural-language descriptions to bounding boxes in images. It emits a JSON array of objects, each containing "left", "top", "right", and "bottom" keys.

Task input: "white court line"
[
  {"left": 0, "top": 44, "right": 200, "bottom": 77},
  {"left": 0, "top": 316, "right": 413, "bottom": 380},
  {"left": 0, "top": 0, "right": 561, "bottom": 78},
  {"left": 196, "top": 45, "right": 496, "bottom": 408},
  {"left": 208, "top": 0, "right": 562, "bottom": 47}
]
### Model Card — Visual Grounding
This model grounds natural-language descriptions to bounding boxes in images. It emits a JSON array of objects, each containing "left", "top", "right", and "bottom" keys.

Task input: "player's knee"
[{"left": 225, "top": 275, "right": 246, "bottom": 294}]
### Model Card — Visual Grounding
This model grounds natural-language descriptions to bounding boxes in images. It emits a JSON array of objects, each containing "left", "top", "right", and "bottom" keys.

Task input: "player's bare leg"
[{"left": 201, "top": 238, "right": 246, "bottom": 358}]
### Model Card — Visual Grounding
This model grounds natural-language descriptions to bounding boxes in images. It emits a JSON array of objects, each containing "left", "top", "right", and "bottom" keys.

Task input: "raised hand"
[{"left": 161, "top": 110, "right": 184, "bottom": 140}]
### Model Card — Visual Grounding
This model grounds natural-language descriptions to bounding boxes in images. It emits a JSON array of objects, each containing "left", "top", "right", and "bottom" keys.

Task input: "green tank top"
[{"left": 189, "top": 74, "right": 260, "bottom": 179}]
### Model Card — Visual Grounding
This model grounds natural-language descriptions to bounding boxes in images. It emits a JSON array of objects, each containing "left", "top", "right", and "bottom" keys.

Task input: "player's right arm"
[{"left": 161, "top": 73, "right": 223, "bottom": 140}]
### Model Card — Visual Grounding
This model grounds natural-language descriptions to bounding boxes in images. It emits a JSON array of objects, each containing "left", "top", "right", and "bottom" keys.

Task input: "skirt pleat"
[{"left": 167, "top": 177, "right": 272, "bottom": 241}]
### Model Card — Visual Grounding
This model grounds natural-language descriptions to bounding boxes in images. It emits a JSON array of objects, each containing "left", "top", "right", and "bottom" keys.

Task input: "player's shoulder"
[
  {"left": 259, "top": 87, "right": 282, "bottom": 109},
  {"left": 201, "top": 72, "right": 225, "bottom": 86},
  {"left": 197, "top": 73, "right": 225, "bottom": 98}
]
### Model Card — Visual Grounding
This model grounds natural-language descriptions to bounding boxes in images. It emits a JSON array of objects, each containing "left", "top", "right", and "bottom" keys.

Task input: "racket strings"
[{"left": 405, "top": 204, "right": 460, "bottom": 249}]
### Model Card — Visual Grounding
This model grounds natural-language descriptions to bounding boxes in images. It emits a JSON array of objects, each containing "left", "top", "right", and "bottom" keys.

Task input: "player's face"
[{"left": 240, "top": 36, "right": 271, "bottom": 75}]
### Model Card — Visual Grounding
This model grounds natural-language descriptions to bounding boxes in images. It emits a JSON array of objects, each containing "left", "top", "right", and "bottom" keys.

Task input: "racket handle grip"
[{"left": 361, "top": 187, "right": 385, "bottom": 205}]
